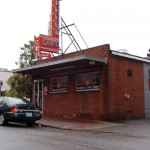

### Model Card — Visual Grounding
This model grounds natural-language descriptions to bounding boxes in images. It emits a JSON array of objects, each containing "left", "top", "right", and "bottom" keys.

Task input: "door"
[{"left": 34, "top": 80, "right": 43, "bottom": 111}]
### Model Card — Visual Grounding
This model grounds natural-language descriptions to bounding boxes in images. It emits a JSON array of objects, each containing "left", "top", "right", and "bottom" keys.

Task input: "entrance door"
[{"left": 34, "top": 80, "right": 43, "bottom": 111}]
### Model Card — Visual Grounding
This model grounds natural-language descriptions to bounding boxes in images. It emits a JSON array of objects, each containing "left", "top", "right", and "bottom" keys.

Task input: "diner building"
[{"left": 12, "top": 44, "right": 150, "bottom": 121}]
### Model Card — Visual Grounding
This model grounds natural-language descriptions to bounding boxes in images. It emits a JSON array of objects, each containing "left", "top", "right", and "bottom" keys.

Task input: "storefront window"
[
  {"left": 49, "top": 76, "right": 68, "bottom": 93},
  {"left": 76, "top": 72, "right": 100, "bottom": 91}
]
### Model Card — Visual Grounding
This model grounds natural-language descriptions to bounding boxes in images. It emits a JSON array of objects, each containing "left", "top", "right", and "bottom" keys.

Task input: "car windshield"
[{"left": 3, "top": 97, "right": 30, "bottom": 106}]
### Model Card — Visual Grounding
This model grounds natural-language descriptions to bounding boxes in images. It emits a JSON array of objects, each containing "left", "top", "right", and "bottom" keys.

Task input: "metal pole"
[
  {"left": 74, "top": 24, "right": 89, "bottom": 48},
  {"left": 61, "top": 17, "right": 82, "bottom": 51}
]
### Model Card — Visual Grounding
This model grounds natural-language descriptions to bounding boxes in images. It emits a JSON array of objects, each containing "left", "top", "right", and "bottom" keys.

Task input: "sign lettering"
[
  {"left": 51, "top": 0, "right": 60, "bottom": 37},
  {"left": 34, "top": 35, "right": 59, "bottom": 53}
]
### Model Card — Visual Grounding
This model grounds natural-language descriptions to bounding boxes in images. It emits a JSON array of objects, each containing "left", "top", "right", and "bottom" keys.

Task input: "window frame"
[
  {"left": 75, "top": 72, "right": 100, "bottom": 92},
  {"left": 49, "top": 76, "right": 68, "bottom": 93}
]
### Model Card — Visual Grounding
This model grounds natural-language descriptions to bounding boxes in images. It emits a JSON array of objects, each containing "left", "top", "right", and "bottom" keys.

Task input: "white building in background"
[{"left": 0, "top": 68, "right": 13, "bottom": 95}]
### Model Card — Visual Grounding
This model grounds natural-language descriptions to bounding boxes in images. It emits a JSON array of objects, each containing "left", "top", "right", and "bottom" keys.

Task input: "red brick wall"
[
  {"left": 43, "top": 69, "right": 109, "bottom": 120},
  {"left": 32, "top": 44, "right": 145, "bottom": 121},
  {"left": 106, "top": 54, "right": 145, "bottom": 120}
]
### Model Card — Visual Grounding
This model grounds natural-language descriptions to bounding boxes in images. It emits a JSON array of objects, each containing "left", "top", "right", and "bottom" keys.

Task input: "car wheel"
[
  {"left": 0, "top": 113, "right": 7, "bottom": 126},
  {"left": 26, "top": 121, "right": 35, "bottom": 127}
]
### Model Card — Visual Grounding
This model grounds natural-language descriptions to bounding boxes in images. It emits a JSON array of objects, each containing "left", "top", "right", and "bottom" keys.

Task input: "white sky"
[{"left": 0, "top": 0, "right": 150, "bottom": 70}]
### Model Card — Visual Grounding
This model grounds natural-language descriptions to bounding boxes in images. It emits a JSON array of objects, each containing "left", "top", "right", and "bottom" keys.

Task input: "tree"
[
  {"left": 16, "top": 40, "right": 41, "bottom": 68},
  {"left": 5, "top": 73, "right": 31, "bottom": 98},
  {"left": 5, "top": 40, "right": 41, "bottom": 99}
]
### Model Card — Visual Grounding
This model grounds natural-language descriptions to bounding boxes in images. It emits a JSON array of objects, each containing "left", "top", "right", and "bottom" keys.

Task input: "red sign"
[
  {"left": 34, "top": 34, "right": 59, "bottom": 53},
  {"left": 34, "top": 50, "right": 51, "bottom": 58},
  {"left": 34, "top": 35, "right": 52, "bottom": 58},
  {"left": 39, "top": 34, "right": 59, "bottom": 53},
  {"left": 34, "top": 0, "right": 60, "bottom": 57},
  {"left": 51, "top": 0, "right": 60, "bottom": 38}
]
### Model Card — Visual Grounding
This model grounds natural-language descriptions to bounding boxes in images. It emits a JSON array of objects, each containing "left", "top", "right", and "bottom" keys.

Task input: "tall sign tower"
[{"left": 34, "top": 0, "right": 60, "bottom": 58}]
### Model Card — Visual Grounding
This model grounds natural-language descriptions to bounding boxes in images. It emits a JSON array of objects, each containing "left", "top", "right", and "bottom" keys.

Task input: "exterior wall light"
[{"left": 125, "top": 93, "right": 130, "bottom": 99}]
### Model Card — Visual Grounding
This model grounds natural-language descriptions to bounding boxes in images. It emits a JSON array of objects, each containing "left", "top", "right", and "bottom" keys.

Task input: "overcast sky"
[{"left": 0, "top": 0, "right": 150, "bottom": 70}]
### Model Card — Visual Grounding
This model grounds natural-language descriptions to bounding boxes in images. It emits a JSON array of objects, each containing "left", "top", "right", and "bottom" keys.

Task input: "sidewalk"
[{"left": 36, "top": 117, "right": 121, "bottom": 130}]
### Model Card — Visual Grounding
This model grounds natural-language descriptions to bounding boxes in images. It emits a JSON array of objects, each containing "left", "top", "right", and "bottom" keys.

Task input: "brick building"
[{"left": 12, "top": 44, "right": 150, "bottom": 121}]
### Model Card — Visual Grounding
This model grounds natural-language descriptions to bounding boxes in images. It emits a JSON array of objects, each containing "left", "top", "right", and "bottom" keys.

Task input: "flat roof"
[
  {"left": 12, "top": 55, "right": 107, "bottom": 75},
  {"left": 111, "top": 50, "right": 150, "bottom": 63}
]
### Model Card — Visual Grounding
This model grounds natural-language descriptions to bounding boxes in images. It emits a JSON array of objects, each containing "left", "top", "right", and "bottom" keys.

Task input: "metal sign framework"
[{"left": 60, "top": 17, "right": 88, "bottom": 55}]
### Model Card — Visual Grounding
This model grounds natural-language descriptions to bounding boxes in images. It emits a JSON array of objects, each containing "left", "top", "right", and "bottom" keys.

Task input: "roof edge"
[
  {"left": 111, "top": 50, "right": 150, "bottom": 63},
  {"left": 12, "top": 55, "right": 107, "bottom": 73}
]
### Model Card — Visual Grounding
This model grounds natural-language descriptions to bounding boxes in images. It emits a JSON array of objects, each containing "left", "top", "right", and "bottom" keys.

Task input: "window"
[
  {"left": 76, "top": 72, "right": 100, "bottom": 91},
  {"left": 49, "top": 76, "right": 68, "bottom": 93},
  {"left": 127, "top": 69, "right": 132, "bottom": 77}
]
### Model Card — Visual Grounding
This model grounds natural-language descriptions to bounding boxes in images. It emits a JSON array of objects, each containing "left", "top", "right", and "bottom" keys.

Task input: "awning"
[{"left": 12, "top": 55, "right": 107, "bottom": 75}]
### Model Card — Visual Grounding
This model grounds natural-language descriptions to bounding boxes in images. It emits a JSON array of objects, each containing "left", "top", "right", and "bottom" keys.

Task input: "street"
[{"left": 1, "top": 119, "right": 150, "bottom": 150}]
